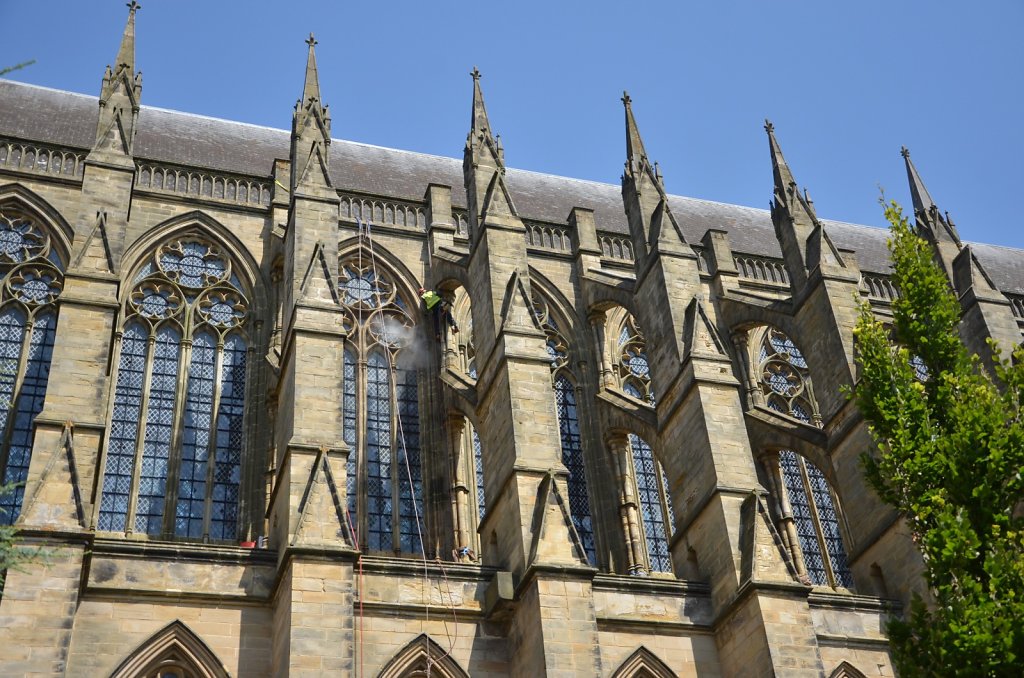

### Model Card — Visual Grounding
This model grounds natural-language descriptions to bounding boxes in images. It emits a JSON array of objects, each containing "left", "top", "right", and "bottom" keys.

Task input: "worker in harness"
[{"left": 419, "top": 287, "right": 459, "bottom": 340}]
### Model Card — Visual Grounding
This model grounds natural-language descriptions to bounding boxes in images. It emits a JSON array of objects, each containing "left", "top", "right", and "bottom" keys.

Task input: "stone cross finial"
[
  {"left": 622, "top": 91, "right": 632, "bottom": 106},
  {"left": 127, "top": 0, "right": 141, "bottom": 14},
  {"left": 764, "top": 119, "right": 774, "bottom": 133},
  {"left": 900, "top": 146, "right": 911, "bottom": 159},
  {"left": 471, "top": 66, "right": 481, "bottom": 81},
  {"left": 306, "top": 33, "right": 317, "bottom": 47}
]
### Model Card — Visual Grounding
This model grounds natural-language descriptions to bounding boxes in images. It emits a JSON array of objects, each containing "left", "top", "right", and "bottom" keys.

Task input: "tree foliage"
[
  {"left": 0, "top": 482, "right": 43, "bottom": 590},
  {"left": 852, "top": 201, "right": 1024, "bottom": 677}
]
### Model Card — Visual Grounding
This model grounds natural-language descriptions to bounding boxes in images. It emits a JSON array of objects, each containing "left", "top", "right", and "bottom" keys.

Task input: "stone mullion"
[
  {"left": 91, "top": 329, "right": 126, "bottom": 531},
  {"left": 125, "top": 330, "right": 158, "bottom": 535},
  {"left": 655, "top": 458, "right": 673, "bottom": 544},
  {"left": 588, "top": 310, "right": 613, "bottom": 391},
  {"left": 241, "top": 334, "right": 262, "bottom": 542},
  {"left": 799, "top": 455, "right": 837, "bottom": 587},
  {"left": 610, "top": 433, "right": 646, "bottom": 574},
  {"left": 200, "top": 336, "right": 226, "bottom": 542},
  {"left": 448, "top": 415, "right": 472, "bottom": 559},
  {"left": 160, "top": 335, "right": 192, "bottom": 539},
  {"left": 732, "top": 331, "right": 764, "bottom": 408},
  {"left": 387, "top": 361, "right": 401, "bottom": 554},
  {"left": 0, "top": 308, "right": 34, "bottom": 472},
  {"left": 355, "top": 354, "right": 368, "bottom": 551},
  {"left": 763, "top": 453, "right": 807, "bottom": 577}
]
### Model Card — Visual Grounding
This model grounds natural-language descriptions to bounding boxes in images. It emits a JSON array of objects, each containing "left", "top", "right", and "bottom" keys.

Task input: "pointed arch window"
[
  {"left": 619, "top": 394, "right": 673, "bottom": 574},
  {"left": 97, "top": 236, "right": 250, "bottom": 541},
  {"left": 340, "top": 256, "right": 424, "bottom": 555},
  {"left": 749, "top": 326, "right": 852, "bottom": 589},
  {"left": 0, "top": 208, "right": 64, "bottom": 525},
  {"left": 617, "top": 314, "right": 654, "bottom": 404},
  {"left": 534, "top": 294, "right": 596, "bottom": 565}
]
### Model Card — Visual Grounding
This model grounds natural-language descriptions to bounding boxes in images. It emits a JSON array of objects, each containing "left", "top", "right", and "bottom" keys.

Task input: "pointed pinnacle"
[
  {"left": 114, "top": 1, "right": 139, "bottom": 72},
  {"left": 623, "top": 91, "right": 647, "bottom": 164},
  {"left": 470, "top": 67, "right": 492, "bottom": 137},
  {"left": 901, "top": 146, "right": 937, "bottom": 214},
  {"left": 301, "top": 32, "right": 322, "bottom": 106},
  {"left": 765, "top": 119, "right": 797, "bottom": 201}
]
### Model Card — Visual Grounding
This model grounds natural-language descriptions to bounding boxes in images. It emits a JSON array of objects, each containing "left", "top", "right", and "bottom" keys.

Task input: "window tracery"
[
  {"left": 97, "top": 236, "right": 249, "bottom": 541},
  {"left": 749, "top": 326, "right": 853, "bottom": 589},
  {"left": 0, "top": 209, "right": 63, "bottom": 524},
  {"left": 617, "top": 315, "right": 653, "bottom": 404},
  {"left": 533, "top": 293, "right": 595, "bottom": 565},
  {"left": 757, "top": 327, "right": 820, "bottom": 425},
  {"left": 339, "top": 256, "right": 423, "bottom": 555}
]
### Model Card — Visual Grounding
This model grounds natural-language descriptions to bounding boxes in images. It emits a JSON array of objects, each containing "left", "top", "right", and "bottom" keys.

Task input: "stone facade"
[{"left": 0, "top": 7, "right": 1021, "bottom": 678}]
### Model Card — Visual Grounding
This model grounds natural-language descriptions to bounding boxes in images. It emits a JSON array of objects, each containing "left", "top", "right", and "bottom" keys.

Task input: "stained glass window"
[
  {"left": 97, "top": 235, "right": 249, "bottom": 541},
  {"left": 0, "top": 208, "right": 64, "bottom": 526},
  {"left": 472, "top": 428, "right": 485, "bottom": 520},
  {"left": 756, "top": 326, "right": 818, "bottom": 424},
  {"left": 778, "top": 450, "right": 854, "bottom": 588},
  {"left": 338, "top": 255, "right": 424, "bottom": 555},
  {"left": 555, "top": 375, "right": 595, "bottom": 565},
  {"left": 751, "top": 326, "right": 852, "bottom": 589}
]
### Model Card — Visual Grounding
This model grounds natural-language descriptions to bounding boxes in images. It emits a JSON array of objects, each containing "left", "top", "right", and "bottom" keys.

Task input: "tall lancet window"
[
  {"left": 339, "top": 255, "right": 423, "bottom": 555},
  {"left": 97, "top": 236, "right": 250, "bottom": 542},
  {"left": 614, "top": 312, "right": 673, "bottom": 574},
  {"left": 534, "top": 294, "right": 596, "bottom": 565},
  {"left": 750, "top": 326, "right": 853, "bottom": 589},
  {"left": 0, "top": 208, "right": 64, "bottom": 525}
]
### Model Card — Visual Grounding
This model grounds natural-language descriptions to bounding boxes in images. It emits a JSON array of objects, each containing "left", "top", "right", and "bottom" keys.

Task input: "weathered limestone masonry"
[{"left": 1, "top": 6, "right": 1022, "bottom": 677}]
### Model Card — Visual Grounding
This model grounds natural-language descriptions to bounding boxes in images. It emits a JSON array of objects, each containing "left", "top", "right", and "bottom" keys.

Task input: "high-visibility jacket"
[{"left": 421, "top": 290, "right": 442, "bottom": 309}]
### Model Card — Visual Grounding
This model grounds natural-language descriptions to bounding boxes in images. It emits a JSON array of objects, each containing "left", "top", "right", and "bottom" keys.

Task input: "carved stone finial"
[
  {"left": 622, "top": 90, "right": 631, "bottom": 106},
  {"left": 306, "top": 32, "right": 317, "bottom": 47},
  {"left": 471, "top": 66, "right": 481, "bottom": 81},
  {"left": 900, "top": 145, "right": 911, "bottom": 159},
  {"left": 127, "top": 0, "right": 141, "bottom": 14},
  {"left": 764, "top": 119, "right": 774, "bottom": 133}
]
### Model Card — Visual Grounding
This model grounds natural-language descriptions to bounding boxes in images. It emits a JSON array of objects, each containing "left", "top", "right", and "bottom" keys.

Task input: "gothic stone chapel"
[{"left": 1, "top": 6, "right": 1021, "bottom": 678}]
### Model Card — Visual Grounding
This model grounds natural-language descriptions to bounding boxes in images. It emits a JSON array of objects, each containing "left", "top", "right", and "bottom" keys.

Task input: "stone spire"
[
  {"left": 114, "top": 1, "right": 138, "bottom": 72},
  {"left": 622, "top": 91, "right": 648, "bottom": 171},
  {"left": 620, "top": 93, "right": 687, "bottom": 267},
  {"left": 466, "top": 67, "right": 504, "bottom": 168},
  {"left": 464, "top": 68, "right": 513, "bottom": 228},
  {"left": 93, "top": 1, "right": 142, "bottom": 162},
  {"left": 901, "top": 146, "right": 961, "bottom": 246},
  {"left": 765, "top": 120, "right": 820, "bottom": 287},
  {"left": 290, "top": 33, "right": 332, "bottom": 193}
]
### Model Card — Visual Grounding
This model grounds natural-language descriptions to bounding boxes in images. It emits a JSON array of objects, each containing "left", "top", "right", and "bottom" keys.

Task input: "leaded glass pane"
[
  {"left": 805, "top": 460, "right": 854, "bottom": 588},
  {"left": 365, "top": 351, "right": 392, "bottom": 552},
  {"left": 630, "top": 433, "right": 671, "bottom": 573},
  {"left": 343, "top": 349, "right": 357, "bottom": 523},
  {"left": 780, "top": 450, "right": 828, "bottom": 586},
  {"left": 555, "top": 375, "right": 595, "bottom": 564},
  {"left": 175, "top": 332, "right": 216, "bottom": 539},
  {"left": 134, "top": 326, "right": 180, "bottom": 536},
  {"left": 210, "top": 334, "right": 245, "bottom": 541},
  {"left": 0, "top": 310, "right": 54, "bottom": 524},
  {"left": 98, "top": 323, "right": 147, "bottom": 532},
  {"left": 473, "top": 428, "right": 485, "bottom": 521},
  {"left": 395, "top": 366, "right": 422, "bottom": 555}
]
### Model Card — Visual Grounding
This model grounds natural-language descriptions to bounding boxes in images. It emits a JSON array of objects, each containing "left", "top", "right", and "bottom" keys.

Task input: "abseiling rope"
[{"left": 359, "top": 219, "right": 460, "bottom": 676}]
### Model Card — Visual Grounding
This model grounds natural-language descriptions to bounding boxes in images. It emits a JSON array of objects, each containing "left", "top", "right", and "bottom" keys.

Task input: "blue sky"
[{"left": 3, "top": 1, "right": 1022, "bottom": 248}]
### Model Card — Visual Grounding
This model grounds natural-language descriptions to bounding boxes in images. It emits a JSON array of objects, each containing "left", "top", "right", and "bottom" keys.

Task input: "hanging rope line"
[{"left": 356, "top": 218, "right": 460, "bottom": 676}]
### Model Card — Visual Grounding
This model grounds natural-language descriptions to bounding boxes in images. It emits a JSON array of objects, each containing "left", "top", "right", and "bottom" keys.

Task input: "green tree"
[
  {"left": 0, "top": 482, "right": 42, "bottom": 590},
  {"left": 852, "top": 201, "right": 1024, "bottom": 677}
]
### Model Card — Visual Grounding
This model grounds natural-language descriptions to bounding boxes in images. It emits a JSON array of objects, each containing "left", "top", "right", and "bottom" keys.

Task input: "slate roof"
[{"left": 1, "top": 79, "right": 1022, "bottom": 293}]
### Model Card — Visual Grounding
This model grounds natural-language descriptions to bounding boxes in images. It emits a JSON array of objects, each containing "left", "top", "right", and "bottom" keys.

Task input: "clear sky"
[{"left": 3, "top": 1, "right": 1022, "bottom": 248}]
